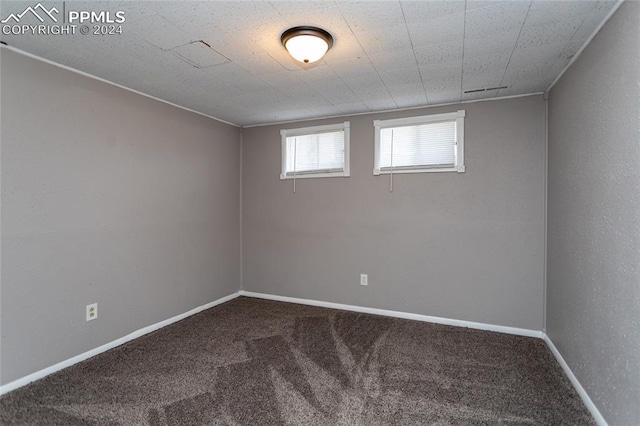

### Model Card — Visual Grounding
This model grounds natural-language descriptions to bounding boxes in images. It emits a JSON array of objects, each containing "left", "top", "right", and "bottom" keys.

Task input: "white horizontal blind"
[
  {"left": 380, "top": 120, "right": 456, "bottom": 169},
  {"left": 285, "top": 130, "right": 345, "bottom": 174}
]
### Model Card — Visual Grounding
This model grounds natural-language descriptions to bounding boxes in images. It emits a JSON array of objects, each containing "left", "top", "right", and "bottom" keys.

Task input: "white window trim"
[
  {"left": 373, "top": 110, "right": 466, "bottom": 175},
  {"left": 280, "top": 121, "right": 350, "bottom": 180}
]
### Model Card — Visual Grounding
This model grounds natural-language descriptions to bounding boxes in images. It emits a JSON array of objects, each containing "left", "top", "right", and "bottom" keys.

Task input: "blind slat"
[
  {"left": 380, "top": 121, "right": 456, "bottom": 169},
  {"left": 286, "top": 130, "right": 345, "bottom": 173}
]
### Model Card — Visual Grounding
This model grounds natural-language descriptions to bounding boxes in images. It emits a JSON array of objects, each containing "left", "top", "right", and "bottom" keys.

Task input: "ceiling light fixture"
[{"left": 281, "top": 26, "right": 333, "bottom": 64}]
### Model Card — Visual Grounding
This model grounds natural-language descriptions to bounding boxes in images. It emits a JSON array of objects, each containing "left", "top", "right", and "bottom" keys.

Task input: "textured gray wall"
[
  {"left": 0, "top": 49, "right": 241, "bottom": 385},
  {"left": 242, "top": 95, "right": 546, "bottom": 330},
  {"left": 546, "top": 2, "right": 640, "bottom": 424}
]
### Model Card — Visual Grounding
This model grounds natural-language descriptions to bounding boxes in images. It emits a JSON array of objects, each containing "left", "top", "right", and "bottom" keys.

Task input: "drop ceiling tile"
[
  {"left": 132, "top": 14, "right": 194, "bottom": 50},
  {"left": 462, "top": 73, "right": 504, "bottom": 91},
  {"left": 558, "top": 40, "right": 585, "bottom": 61},
  {"left": 304, "top": 81, "right": 359, "bottom": 105},
  {"left": 342, "top": 74, "right": 388, "bottom": 92},
  {"left": 338, "top": 1, "right": 406, "bottom": 30},
  {"left": 387, "top": 82, "right": 427, "bottom": 97},
  {"left": 423, "top": 76, "right": 461, "bottom": 92},
  {"left": 497, "top": 80, "right": 547, "bottom": 96},
  {"left": 543, "top": 58, "right": 570, "bottom": 84},
  {"left": 294, "top": 64, "right": 338, "bottom": 84},
  {"left": 463, "top": 51, "right": 511, "bottom": 76},
  {"left": 464, "top": 1, "right": 530, "bottom": 38},
  {"left": 266, "top": 48, "right": 314, "bottom": 72},
  {"left": 350, "top": 85, "right": 393, "bottom": 102},
  {"left": 508, "top": 42, "right": 566, "bottom": 70},
  {"left": 369, "top": 50, "right": 417, "bottom": 72},
  {"left": 170, "top": 41, "right": 230, "bottom": 68},
  {"left": 419, "top": 61, "right": 462, "bottom": 81},
  {"left": 525, "top": 1, "right": 594, "bottom": 26},
  {"left": 406, "top": 13, "right": 465, "bottom": 47},
  {"left": 516, "top": 17, "right": 584, "bottom": 49},
  {"left": 427, "top": 90, "right": 461, "bottom": 105},
  {"left": 571, "top": 1, "right": 618, "bottom": 41},
  {"left": 322, "top": 34, "right": 367, "bottom": 64},
  {"left": 352, "top": 23, "right": 413, "bottom": 57},
  {"left": 335, "top": 101, "right": 369, "bottom": 115},
  {"left": 327, "top": 58, "right": 377, "bottom": 80},
  {"left": 394, "top": 94, "right": 430, "bottom": 109},
  {"left": 362, "top": 99, "right": 398, "bottom": 111},
  {"left": 464, "top": 28, "right": 521, "bottom": 58},
  {"left": 378, "top": 67, "right": 422, "bottom": 86},
  {"left": 502, "top": 62, "right": 553, "bottom": 85},
  {"left": 465, "top": 1, "right": 511, "bottom": 11},
  {"left": 401, "top": 1, "right": 466, "bottom": 23},
  {"left": 234, "top": 89, "right": 292, "bottom": 107},
  {"left": 415, "top": 41, "right": 463, "bottom": 66}
]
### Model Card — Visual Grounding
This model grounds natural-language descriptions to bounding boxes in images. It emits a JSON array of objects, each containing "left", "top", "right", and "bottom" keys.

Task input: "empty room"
[{"left": 0, "top": 0, "right": 638, "bottom": 424}]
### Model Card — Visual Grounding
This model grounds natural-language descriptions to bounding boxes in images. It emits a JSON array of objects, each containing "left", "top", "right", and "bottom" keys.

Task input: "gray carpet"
[{"left": 1, "top": 297, "right": 594, "bottom": 425}]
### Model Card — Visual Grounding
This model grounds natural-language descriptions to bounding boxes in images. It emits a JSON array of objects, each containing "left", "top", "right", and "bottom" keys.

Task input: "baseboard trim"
[
  {"left": 0, "top": 292, "right": 240, "bottom": 396},
  {"left": 542, "top": 333, "right": 607, "bottom": 425},
  {"left": 238, "top": 291, "right": 543, "bottom": 338}
]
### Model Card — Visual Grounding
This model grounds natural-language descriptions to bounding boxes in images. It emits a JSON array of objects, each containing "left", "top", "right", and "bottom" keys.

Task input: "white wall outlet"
[
  {"left": 360, "top": 274, "right": 368, "bottom": 286},
  {"left": 86, "top": 303, "right": 98, "bottom": 321}
]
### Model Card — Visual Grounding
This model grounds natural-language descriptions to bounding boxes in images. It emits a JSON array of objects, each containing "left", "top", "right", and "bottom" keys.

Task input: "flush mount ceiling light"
[{"left": 281, "top": 26, "right": 333, "bottom": 64}]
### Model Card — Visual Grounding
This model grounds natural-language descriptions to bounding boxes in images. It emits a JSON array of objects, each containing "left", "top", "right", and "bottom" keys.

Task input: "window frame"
[
  {"left": 373, "top": 110, "right": 465, "bottom": 175},
  {"left": 280, "top": 121, "right": 350, "bottom": 180}
]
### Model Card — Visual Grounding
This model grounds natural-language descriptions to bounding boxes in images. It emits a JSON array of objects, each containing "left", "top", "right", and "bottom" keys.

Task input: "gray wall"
[
  {"left": 546, "top": 1, "right": 640, "bottom": 424},
  {"left": 0, "top": 49, "right": 241, "bottom": 385},
  {"left": 242, "top": 95, "right": 546, "bottom": 330}
]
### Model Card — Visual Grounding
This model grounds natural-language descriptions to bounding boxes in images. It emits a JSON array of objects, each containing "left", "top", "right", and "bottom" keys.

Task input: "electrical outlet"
[
  {"left": 86, "top": 303, "right": 98, "bottom": 321},
  {"left": 360, "top": 274, "right": 368, "bottom": 286}
]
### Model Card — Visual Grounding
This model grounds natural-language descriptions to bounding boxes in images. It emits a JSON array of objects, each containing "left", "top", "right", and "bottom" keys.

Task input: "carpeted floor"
[{"left": 1, "top": 296, "right": 594, "bottom": 425}]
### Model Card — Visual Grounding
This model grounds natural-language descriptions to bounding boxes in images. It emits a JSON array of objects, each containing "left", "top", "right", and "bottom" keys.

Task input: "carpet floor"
[{"left": 1, "top": 297, "right": 594, "bottom": 425}]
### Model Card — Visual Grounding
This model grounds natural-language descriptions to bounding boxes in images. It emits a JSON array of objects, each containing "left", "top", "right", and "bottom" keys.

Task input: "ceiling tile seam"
[
  {"left": 325, "top": 64, "right": 373, "bottom": 113},
  {"left": 458, "top": 0, "right": 469, "bottom": 103},
  {"left": 1, "top": 45, "right": 241, "bottom": 128},
  {"left": 335, "top": 5, "right": 399, "bottom": 110},
  {"left": 399, "top": 1, "right": 429, "bottom": 104},
  {"left": 497, "top": 1, "right": 533, "bottom": 89},
  {"left": 546, "top": 0, "right": 624, "bottom": 93}
]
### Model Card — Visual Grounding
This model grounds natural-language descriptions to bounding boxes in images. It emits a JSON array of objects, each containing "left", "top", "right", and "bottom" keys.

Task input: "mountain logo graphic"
[{"left": 1, "top": 3, "right": 59, "bottom": 24}]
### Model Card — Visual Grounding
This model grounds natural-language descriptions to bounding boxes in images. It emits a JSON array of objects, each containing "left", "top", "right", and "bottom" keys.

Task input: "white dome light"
[{"left": 281, "top": 26, "right": 334, "bottom": 64}]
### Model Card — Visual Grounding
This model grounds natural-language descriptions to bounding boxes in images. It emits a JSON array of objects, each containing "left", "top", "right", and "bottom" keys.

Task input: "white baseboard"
[
  {"left": 542, "top": 333, "right": 607, "bottom": 425},
  {"left": 2, "top": 289, "right": 605, "bottom": 426},
  {"left": 239, "top": 291, "right": 543, "bottom": 338},
  {"left": 0, "top": 292, "right": 240, "bottom": 396}
]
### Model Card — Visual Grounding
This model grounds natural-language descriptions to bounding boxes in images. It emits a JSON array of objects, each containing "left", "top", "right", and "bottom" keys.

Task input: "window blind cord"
[
  {"left": 293, "top": 137, "right": 297, "bottom": 193},
  {"left": 390, "top": 129, "right": 394, "bottom": 193}
]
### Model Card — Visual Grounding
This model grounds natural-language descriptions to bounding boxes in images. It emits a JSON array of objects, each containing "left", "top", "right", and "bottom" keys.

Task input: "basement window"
[
  {"left": 280, "top": 122, "right": 350, "bottom": 179},
  {"left": 373, "top": 110, "right": 465, "bottom": 175}
]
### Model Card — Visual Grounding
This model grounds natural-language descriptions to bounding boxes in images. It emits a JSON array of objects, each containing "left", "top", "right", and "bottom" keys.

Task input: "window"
[
  {"left": 281, "top": 122, "right": 350, "bottom": 179},
  {"left": 373, "top": 110, "right": 465, "bottom": 175}
]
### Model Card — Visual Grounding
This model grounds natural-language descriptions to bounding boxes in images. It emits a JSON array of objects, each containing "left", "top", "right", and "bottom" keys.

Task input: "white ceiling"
[{"left": 0, "top": 1, "right": 617, "bottom": 126}]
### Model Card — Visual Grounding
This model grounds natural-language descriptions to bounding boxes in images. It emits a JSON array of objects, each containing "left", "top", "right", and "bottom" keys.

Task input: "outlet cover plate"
[
  {"left": 360, "top": 274, "right": 368, "bottom": 286},
  {"left": 86, "top": 303, "right": 98, "bottom": 321}
]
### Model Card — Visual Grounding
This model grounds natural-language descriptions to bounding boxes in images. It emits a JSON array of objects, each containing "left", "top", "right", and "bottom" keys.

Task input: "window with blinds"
[
  {"left": 374, "top": 110, "right": 465, "bottom": 175},
  {"left": 281, "top": 122, "right": 350, "bottom": 179}
]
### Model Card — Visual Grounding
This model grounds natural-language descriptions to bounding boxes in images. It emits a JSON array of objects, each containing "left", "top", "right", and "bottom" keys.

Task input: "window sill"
[
  {"left": 373, "top": 166, "right": 465, "bottom": 175},
  {"left": 280, "top": 171, "right": 350, "bottom": 180}
]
